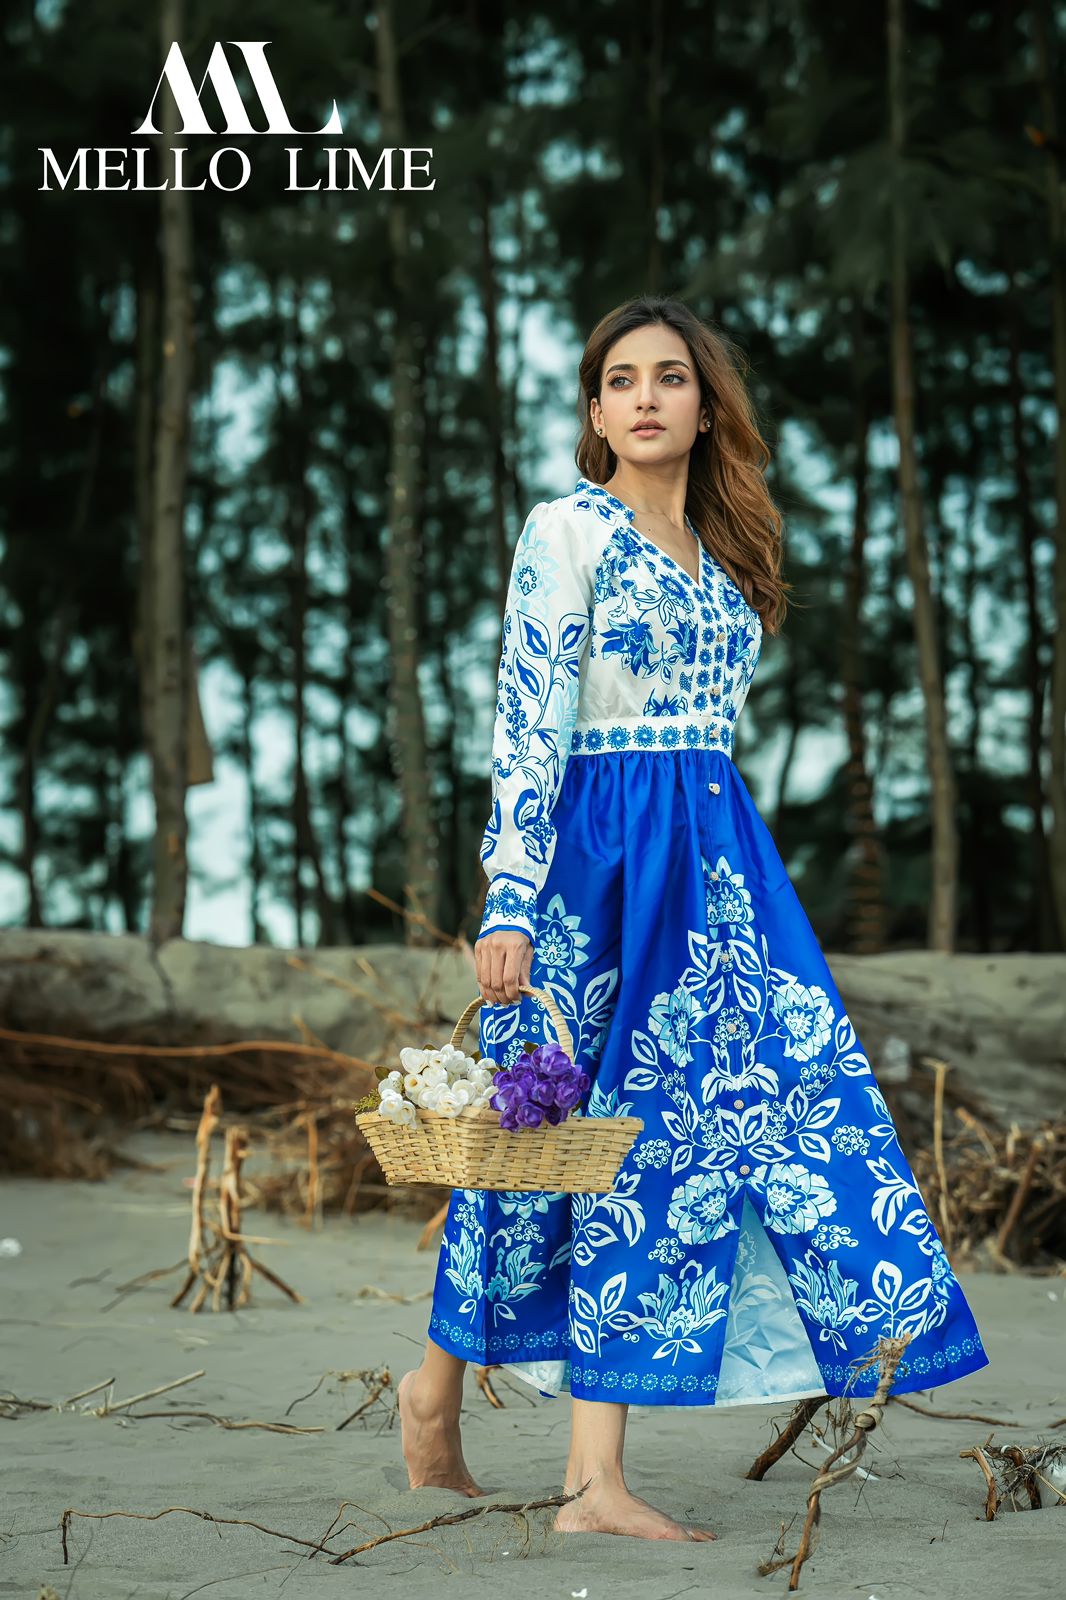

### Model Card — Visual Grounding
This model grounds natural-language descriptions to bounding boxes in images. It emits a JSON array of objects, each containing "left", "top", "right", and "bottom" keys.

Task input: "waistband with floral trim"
[{"left": 568, "top": 714, "right": 735, "bottom": 757}]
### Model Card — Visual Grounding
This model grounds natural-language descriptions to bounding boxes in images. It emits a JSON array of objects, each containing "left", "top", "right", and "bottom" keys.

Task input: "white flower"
[
  {"left": 434, "top": 1087, "right": 462, "bottom": 1116},
  {"left": 377, "top": 1086, "right": 403, "bottom": 1105},
  {"left": 403, "top": 1072, "right": 424, "bottom": 1095},
  {"left": 384, "top": 1069, "right": 403, "bottom": 1085},
  {"left": 393, "top": 1099, "right": 417, "bottom": 1127},
  {"left": 450, "top": 1081, "right": 474, "bottom": 1107},
  {"left": 399, "top": 1046, "right": 429, "bottom": 1071},
  {"left": 422, "top": 1063, "right": 448, "bottom": 1086}
]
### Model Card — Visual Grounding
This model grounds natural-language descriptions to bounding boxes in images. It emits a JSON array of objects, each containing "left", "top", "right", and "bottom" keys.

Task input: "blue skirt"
[{"left": 427, "top": 747, "right": 991, "bottom": 1406}]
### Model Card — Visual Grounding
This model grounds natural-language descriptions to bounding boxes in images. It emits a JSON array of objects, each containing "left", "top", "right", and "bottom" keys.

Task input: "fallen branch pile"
[
  {"left": 906, "top": 1066, "right": 1065, "bottom": 1268},
  {"left": 3, "top": 935, "right": 1064, "bottom": 1263}
]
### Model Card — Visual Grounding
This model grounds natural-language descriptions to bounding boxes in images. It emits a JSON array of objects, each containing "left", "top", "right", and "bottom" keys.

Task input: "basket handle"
[{"left": 449, "top": 983, "right": 575, "bottom": 1061}]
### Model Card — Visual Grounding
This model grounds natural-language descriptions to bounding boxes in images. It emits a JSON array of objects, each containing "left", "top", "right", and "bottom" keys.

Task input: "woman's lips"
[{"left": 633, "top": 424, "right": 664, "bottom": 434}]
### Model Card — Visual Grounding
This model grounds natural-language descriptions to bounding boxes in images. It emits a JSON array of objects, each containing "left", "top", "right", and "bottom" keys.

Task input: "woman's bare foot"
[
  {"left": 554, "top": 1477, "right": 717, "bottom": 1541},
  {"left": 397, "top": 1368, "right": 485, "bottom": 1496}
]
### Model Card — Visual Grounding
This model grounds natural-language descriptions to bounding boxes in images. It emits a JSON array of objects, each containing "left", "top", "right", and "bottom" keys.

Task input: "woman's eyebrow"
[{"left": 605, "top": 358, "right": 692, "bottom": 376}]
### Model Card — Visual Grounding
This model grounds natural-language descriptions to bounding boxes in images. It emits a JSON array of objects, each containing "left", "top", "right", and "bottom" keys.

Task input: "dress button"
[
  {"left": 707, "top": 781, "right": 720, "bottom": 794},
  {"left": 716, "top": 631, "right": 726, "bottom": 642},
  {"left": 733, "top": 1098, "right": 744, "bottom": 1110},
  {"left": 738, "top": 1163, "right": 751, "bottom": 1176}
]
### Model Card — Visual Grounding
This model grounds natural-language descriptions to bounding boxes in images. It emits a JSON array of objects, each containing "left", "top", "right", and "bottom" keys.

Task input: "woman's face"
[{"left": 591, "top": 322, "right": 703, "bottom": 468}]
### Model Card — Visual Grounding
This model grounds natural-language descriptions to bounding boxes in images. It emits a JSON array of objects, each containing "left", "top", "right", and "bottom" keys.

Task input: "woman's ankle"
[
  {"left": 405, "top": 1361, "right": 463, "bottom": 1424},
  {"left": 564, "top": 1464, "right": 626, "bottom": 1497}
]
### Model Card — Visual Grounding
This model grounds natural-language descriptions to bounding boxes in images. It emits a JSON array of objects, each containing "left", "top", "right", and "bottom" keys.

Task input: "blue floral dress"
[{"left": 426, "top": 476, "right": 990, "bottom": 1407}]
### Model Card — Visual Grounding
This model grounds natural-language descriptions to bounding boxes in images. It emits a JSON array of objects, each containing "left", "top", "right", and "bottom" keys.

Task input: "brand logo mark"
[{"left": 132, "top": 40, "right": 342, "bottom": 137}]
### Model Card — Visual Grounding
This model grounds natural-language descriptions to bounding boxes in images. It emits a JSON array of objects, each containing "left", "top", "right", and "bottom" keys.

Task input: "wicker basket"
[{"left": 355, "top": 983, "right": 642, "bottom": 1193}]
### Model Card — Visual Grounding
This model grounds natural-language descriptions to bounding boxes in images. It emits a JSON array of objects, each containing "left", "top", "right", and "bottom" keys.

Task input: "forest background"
[{"left": 1, "top": 0, "right": 1064, "bottom": 961}]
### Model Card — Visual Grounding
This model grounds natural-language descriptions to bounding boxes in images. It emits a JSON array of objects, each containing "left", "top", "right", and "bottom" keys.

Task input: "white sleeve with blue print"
[{"left": 477, "top": 497, "right": 597, "bottom": 944}]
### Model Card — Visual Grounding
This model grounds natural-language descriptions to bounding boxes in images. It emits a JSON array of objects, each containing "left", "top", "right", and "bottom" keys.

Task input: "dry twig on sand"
[
  {"left": 3, "top": 1367, "right": 321, "bottom": 1434},
  {"left": 336, "top": 1366, "right": 396, "bottom": 1430},
  {"left": 158, "top": 1085, "right": 304, "bottom": 1312},
  {"left": 757, "top": 1334, "right": 912, "bottom": 1591},
  {"left": 890, "top": 1395, "right": 1020, "bottom": 1426},
  {"left": 746, "top": 1395, "right": 830, "bottom": 1480},
  {"left": 325, "top": 1484, "right": 590, "bottom": 1564},
  {"left": 58, "top": 1487, "right": 587, "bottom": 1568},
  {"left": 961, "top": 1439, "right": 1066, "bottom": 1516}
]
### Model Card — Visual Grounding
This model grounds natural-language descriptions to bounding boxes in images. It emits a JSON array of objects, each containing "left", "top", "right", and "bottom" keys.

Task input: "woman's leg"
[
  {"left": 554, "top": 1398, "right": 718, "bottom": 1541},
  {"left": 397, "top": 1336, "right": 485, "bottom": 1496}
]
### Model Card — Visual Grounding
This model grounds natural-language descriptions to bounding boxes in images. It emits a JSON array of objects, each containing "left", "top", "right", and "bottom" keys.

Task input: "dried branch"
[
  {"left": 757, "top": 1335, "right": 912, "bottom": 1590},
  {"left": 746, "top": 1395, "right": 830, "bottom": 1480}
]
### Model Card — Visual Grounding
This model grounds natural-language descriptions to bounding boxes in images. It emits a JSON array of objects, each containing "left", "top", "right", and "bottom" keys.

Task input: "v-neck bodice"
[{"left": 576, "top": 478, "right": 704, "bottom": 588}]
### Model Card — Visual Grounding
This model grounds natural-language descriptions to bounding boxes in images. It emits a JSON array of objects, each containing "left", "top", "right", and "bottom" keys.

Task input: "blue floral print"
[{"left": 429, "top": 479, "right": 990, "bottom": 1407}]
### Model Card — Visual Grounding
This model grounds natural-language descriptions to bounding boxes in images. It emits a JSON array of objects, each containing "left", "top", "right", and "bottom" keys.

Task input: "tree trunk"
[
  {"left": 644, "top": 0, "right": 665, "bottom": 292},
  {"left": 236, "top": 657, "right": 265, "bottom": 945},
  {"left": 147, "top": 0, "right": 194, "bottom": 945},
  {"left": 475, "top": 179, "right": 511, "bottom": 610},
  {"left": 1006, "top": 280, "right": 1055, "bottom": 946},
  {"left": 276, "top": 287, "right": 334, "bottom": 946},
  {"left": 772, "top": 650, "right": 800, "bottom": 839},
  {"left": 1033, "top": 0, "right": 1066, "bottom": 948},
  {"left": 887, "top": 0, "right": 958, "bottom": 950},
  {"left": 375, "top": 0, "right": 439, "bottom": 945},
  {"left": 841, "top": 303, "right": 887, "bottom": 952},
  {"left": 134, "top": 252, "right": 159, "bottom": 760},
  {"left": 957, "top": 426, "right": 992, "bottom": 950}
]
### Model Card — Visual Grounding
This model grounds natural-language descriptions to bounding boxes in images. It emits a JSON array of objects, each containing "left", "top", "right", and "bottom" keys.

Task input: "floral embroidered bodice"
[{"left": 478, "top": 477, "right": 764, "bottom": 941}]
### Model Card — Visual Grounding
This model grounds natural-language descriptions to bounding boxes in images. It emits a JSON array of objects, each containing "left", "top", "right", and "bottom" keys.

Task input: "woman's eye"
[{"left": 608, "top": 372, "right": 685, "bottom": 388}]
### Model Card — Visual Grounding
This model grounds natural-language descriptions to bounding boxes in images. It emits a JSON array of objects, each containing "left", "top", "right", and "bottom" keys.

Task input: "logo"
[
  {"left": 39, "top": 40, "right": 434, "bottom": 195},
  {"left": 132, "top": 41, "right": 342, "bottom": 137}
]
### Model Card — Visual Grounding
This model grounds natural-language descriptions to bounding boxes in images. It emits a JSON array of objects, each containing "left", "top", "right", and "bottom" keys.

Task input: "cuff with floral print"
[{"left": 477, "top": 872, "right": 538, "bottom": 944}]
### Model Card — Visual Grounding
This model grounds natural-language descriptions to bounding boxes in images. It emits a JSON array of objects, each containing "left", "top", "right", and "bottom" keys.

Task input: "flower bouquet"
[{"left": 354, "top": 983, "right": 642, "bottom": 1194}]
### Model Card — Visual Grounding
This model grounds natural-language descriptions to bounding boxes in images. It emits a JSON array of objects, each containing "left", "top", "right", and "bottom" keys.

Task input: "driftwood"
[
  {"left": 120, "top": 1084, "right": 305, "bottom": 1313},
  {"left": 2, "top": 928, "right": 1064, "bottom": 1262},
  {"left": 961, "top": 1440, "right": 1066, "bottom": 1514},
  {"left": 59, "top": 1486, "right": 588, "bottom": 1568},
  {"left": 2, "top": 929, "right": 1063, "bottom": 1129},
  {"left": 757, "top": 1335, "right": 913, "bottom": 1590},
  {"left": 2, "top": 1368, "right": 324, "bottom": 1434},
  {"left": 746, "top": 1395, "right": 831, "bottom": 1480}
]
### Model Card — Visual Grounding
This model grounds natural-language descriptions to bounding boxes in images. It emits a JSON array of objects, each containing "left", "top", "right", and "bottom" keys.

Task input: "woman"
[{"left": 397, "top": 295, "right": 990, "bottom": 1542}]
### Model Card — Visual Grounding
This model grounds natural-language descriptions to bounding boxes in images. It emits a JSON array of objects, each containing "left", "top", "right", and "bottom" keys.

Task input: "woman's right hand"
[{"left": 475, "top": 928, "right": 533, "bottom": 1007}]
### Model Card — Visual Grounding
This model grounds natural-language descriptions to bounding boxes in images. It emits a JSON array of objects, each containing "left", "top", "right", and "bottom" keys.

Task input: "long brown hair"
[{"left": 575, "top": 295, "right": 791, "bottom": 634}]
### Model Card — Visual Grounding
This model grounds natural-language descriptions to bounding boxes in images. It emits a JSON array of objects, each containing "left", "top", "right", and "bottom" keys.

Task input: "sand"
[{"left": 1, "top": 1129, "right": 1063, "bottom": 1600}]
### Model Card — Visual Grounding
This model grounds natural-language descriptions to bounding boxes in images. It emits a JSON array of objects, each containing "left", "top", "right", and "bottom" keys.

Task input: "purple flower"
[
  {"left": 490, "top": 1046, "right": 588, "bottom": 1129},
  {"left": 540, "top": 1044, "right": 574, "bottom": 1078}
]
